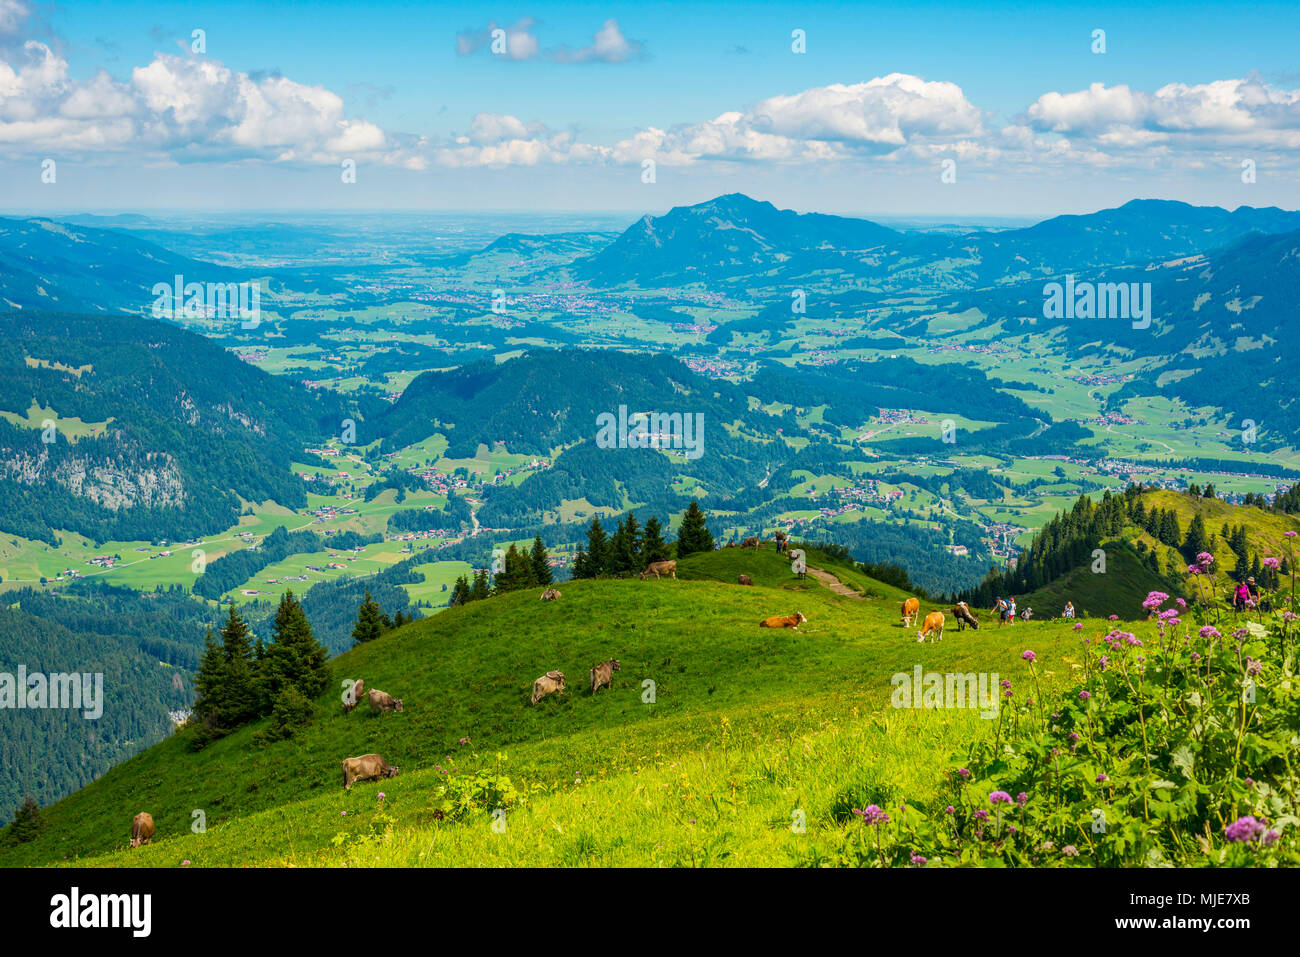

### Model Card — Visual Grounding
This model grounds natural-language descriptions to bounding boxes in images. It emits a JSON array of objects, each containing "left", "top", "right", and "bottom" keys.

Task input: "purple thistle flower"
[
  {"left": 1022, "top": 650, "right": 1036, "bottom": 662},
  {"left": 1224, "top": 816, "right": 1267, "bottom": 843},
  {"left": 989, "top": 791, "right": 1012, "bottom": 805}
]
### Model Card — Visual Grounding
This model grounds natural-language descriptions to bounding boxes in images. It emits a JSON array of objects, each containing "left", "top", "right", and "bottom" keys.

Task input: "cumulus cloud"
[
  {"left": 1019, "top": 76, "right": 1300, "bottom": 154},
  {"left": 550, "top": 19, "right": 645, "bottom": 63}
]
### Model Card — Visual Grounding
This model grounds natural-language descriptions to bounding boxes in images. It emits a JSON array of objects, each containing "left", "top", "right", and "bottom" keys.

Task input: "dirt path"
[{"left": 806, "top": 566, "right": 866, "bottom": 599}]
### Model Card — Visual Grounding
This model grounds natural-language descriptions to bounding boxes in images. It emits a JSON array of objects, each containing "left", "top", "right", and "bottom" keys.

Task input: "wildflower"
[
  {"left": 1287, "top": 531, "right": 1298, "bottom": 538},
  {"left": 973, "top": 809, "right": 989, "bottom": 821},
  {"left": 182, "top": 860, "right": 191, "bottom": 866},
  {"left": 1264, "top": 557, "right": 1281, "bottom": 570},
  {"left": 1017, "top": 792, "right": 1028, "bottom": 806},
  {"left": 1078, "top": 690, "right": 1092, "bottom": 700},
  {"left": 957, "top": 768, "right": 971, "bottom": 779},
  {"left": 1068, "top": 732, "right": 1080, "bottom": 744},
  {"left": 1175, "top": 597, "right": 1186, "bottom": 609},
  {"left": 1224, "top": 816, "right": 1267, "bottom": 843},
  {"left": 1187, "top": 564, "right": 1203, "bottom": 576},
  {"left": 1062, "top": 845, "right": 1079, "bottom": 857},
  {"left": 1098, "top": 655, "right": 1109, "bottom": 671},
  {"left": 1021, "top": 650, "right": 1036, "bottom": 662},
  {"left": 377, "top": 792, "right": 386, "bottom": 801},
  {"left": 1142, "top": 591, "right": 1168, "bottom": 610},
  {"left": 1072, "top": 623, "right": 1083, "bottom": 631},
  {"left": 1199, "top": 626, "right": 1220, "bottom": 640},
  {"left": 1246, "top": 657, "right": 1263, "bottom": 677},
  {"left": 1001, "top": 679, "right": 1011, "bottom": 688},
  {"left": 1096, "top": 773, "right": 1108, "bottom": 783},
  {"left": 854, "top": 805, "right": 889, "bottom": 826},
  {"left": 1040, "top": 841, "right": 1056, "bottom": 852},
  {"left": 910, "top": 853, "right": 927, "bottom": 866},
  {"left": 1197, "top": 552, "right": 1215, "bottom": 566},
  {"left": 1108, "top": 614, "right": 1119, "bottom": 621},
  {"left": 945, "top": 805, "right": 955, "bottom": 814},
  {"left": 989, "top": 791, "right": 1012, "bottom": 805}
]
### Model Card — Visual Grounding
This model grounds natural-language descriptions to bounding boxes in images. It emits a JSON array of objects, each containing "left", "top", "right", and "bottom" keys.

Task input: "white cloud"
[{"left": 550, "top": 19, "right": 645, "bottom": 63}]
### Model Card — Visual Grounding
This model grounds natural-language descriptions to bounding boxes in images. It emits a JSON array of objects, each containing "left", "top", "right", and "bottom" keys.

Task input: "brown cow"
[
  {"left": 916, "top": 611, "right": 945, "bottom": 643},
  {"left": 900, "top": 597, "right": 920, "bottom": 627},
  {"left": 531, "top": 670, "right": 566, "bottom": 704},
  {"left": 759, "top": 612, "right": 807, "bottom": 630},
  {"left": 589, "top": 659, "right": 621, "bottom": 694},
  {"left": 343, "top": 678, "right": 365, "bottom": 713},
  {"left": 540, "top": 588, "right": 561, "bottom": 601},
  {"left": 342, "top": 753, "right": 399, "bottom": 790},
  {"left": 368, "top": 688, "right": 403, "bottom": 713},
  {"left": 737, "top": 574, "right": 753, "bottom": 586},
  {"left": 129, "top": 812, "right": 154, "bottom": 849},
  {"left": 741, "top": 536, "right": 760, "bottom": 549},
  {"left": 639, "top": 560, "right": 677, "bottom": 580},
  {"left": 952, "top": 601, "right": 979, "bottom": 631}
]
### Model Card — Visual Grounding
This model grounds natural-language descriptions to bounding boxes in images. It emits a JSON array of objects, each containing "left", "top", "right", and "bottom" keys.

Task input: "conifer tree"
[
  {"left": 256, "top": 591, "right": 329, "bottom": 715},
  {"left": 218, "top": 603, "right": 257, "bottom": 726},
  {"left": 351, "top": 589, "right": 387, "bottom": 645},
  {"left": 192, "top": 628, "right": 226, "bottom": 724},
  {"left": 530, "top": 536, "right": 553, "bottom": 586},
  {"left": 641, "top": 516, "right": 670, "bottom": 564},
  {"left": 449, "top": 574, "right": 471, "bottom": 606},
  {"left": 675, "top": 501, "right": 715, "bottom": 558},
  {"left": 577, "top": 517, "right": 611, "bottom": 578},
  {"left": 7, "top": 796, "right": 43, "bottom": 844},
  {"left": 471, "top": 569, "right": 491, "bottom": 600}
]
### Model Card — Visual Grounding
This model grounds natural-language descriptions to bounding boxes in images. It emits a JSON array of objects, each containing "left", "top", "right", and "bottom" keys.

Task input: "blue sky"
[{"left": 5, "top": 0, "right": 1300, "bottom": 216}]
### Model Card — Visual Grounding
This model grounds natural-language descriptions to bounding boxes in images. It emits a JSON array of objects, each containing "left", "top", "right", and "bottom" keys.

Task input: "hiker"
[
  {"left": 1233, "top": 579, "right": 1254, "bottom": 612},
  {"left": 1063, "top": 601, "right": 1075, "bottom": 620},
  {"left": 1008, "top": 597, "right": 1018, "bottom": 625},
  {"left": 995, "top": 597, "right": 1011, "bottom": 626}
]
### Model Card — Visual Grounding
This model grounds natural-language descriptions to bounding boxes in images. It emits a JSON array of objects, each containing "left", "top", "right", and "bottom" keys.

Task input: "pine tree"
[
  {"left": 218, "top": 603, "right": 257, "bottom": 725},
  {"left": 530, "top": 536, "right": 553, "bottom": 586},
  {"left": 577, "top": 518, "right": 611, "bottom": 578},
  {"left": 449, "top": 574, "right": 471, "bottom": 606},
  {"left": 641, "top": 516, "right": 670, "bottom": 564},
  {"left": 6, "top": 796, "right": 43, "bottom": 844},
  {"left": 256, "top": 591, "right": 330, "bottom": 715},
  {"left": 471, "top": 569, "right": 491, "bottom": 600},
  {"left": 351, "top": 590, "right": 387, "bottom": 645},
  {"left": 675, "top": 501, "right": 714, "bottom": 559},
  {"left": 611, "top": 513, "right": 642, "bottom": 576},
  {"left": 192, "top": 628, "right": 226, "bottom": 724},
  {"left": 1181, "top": 513, "right": 1211, "bottom": 563}
]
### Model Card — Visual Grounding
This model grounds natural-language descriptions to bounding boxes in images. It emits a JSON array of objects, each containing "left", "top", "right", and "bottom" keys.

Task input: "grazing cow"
[
  {"left": 916, "top": 611, "right": 945, "bottom": 643},
  {"left": 737, "top": 574, "right": 753, "bottom": 586},
  {"left": 342, "top": 753, "right": 399, "bottom": 790},
  {"left": 540, "top": 588, "right": 561, "bottom": 601},
  {"left": 901, "top": 597, "right": 920, "bottom": 628},
  {"left": 531, "top": 670, "right": 566, "bottom": 705},
  {"left": 368, "top": 688, "right": 404, "bottom": 713},
  {"left": 589, "top": 659, "right": 621, "bottom": 694},
  {"left": 759, "top": 612, "right": 807, "bottom": 630},
  {"left": 343, "top": 678, "right": 365, "bottom": 713},
  {"left": 952, "top": 601, "right": 979, "bottom": 631},
  {"left": 129, "top": 812, "right": 154, "bottom": 849},
  {"left": 741, "top": 536, "right": 760, "bottom": 549},
  {"left": 639, "top": 560, "right": 677, "bottom": 580}
]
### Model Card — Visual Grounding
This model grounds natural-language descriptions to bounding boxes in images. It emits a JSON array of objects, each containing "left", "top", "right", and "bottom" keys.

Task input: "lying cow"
[
  {"left": 589, "top": 659, "right": 621, "bottom": 694},
  {"left": 342, "top": 753, "right": 399, "bottom": 790},
  {"left": 368, "top": 688, "right": 403, "bottom": 713},
  {"left": 531, "top": 670, "right": 566, "bottom": 705},
  {"left": 916, "top": 611, "right": 945, "bottom": 643},
  {"left": 640, "top": 560, "right": 677, "bottom": 580},
  {"left": 741, "top": 536, "right": 760, "bottom": 549},
  {"left": 130, "top": 811, "right": 154, "bottom": 849},
  {"left": 952, "top": 601, "right": 979, "bottom": 631},
  {"left": 760, "top": 612, "right": 807, "bottom": 630},
  {"left": 737, "top": 574, "right": 753, "bottom": 586},
  {"left": 343, "top": 678, "right": 365, "bottom": 713},
  {"left": 540, "top": 588, "right": 561, "bottom": 601},
  {"left": 901, "top": 597, "right": 920, "bottom": 628}
]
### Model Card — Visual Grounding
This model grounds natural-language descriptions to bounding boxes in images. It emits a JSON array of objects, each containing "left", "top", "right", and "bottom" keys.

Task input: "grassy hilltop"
[{"left": 4, "top": 545, "right": 1094, "bottom": 868}]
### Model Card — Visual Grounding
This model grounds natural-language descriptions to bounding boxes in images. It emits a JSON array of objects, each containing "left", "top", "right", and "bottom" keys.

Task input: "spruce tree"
[
  {"left": 675, "top": 501, "right": 715, "bottom": 559},
  {"left": 449, "top": 574, "right": 471, "bottom": 606},
  {"left": 351, "top": 589, "right": 387, "bottom": 645},
  {"left": 530, "top": 536, "right": 553, "bottom": 586},
  {"left": 7, "top": 796, "right": 43, "bottom": 844},
  {"left": 471, "top": 569, "right": 491, "bottom": 600},
  {"left": 1181, "top": 513, "right": 1211, "bottom": 563},
  {"left": 641, "top": 516, "right": 670, "bottom": 563},
  {"left": 256, "top": 591, "right": 330, "bottom": 714},
  {"left": 219, "top": 603, "right": 257, "bottom": 725},
  {"left": 581, "top": 518, "right": 611, "bottom": 577},
  {"left": 192, "top": 628, "right": 227, "bottom": 724}
]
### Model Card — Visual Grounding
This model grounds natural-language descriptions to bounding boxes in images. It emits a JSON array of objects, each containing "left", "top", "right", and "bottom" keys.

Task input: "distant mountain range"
[{"left": 572, "top": 193, "right": 1300, "bottom": 291}]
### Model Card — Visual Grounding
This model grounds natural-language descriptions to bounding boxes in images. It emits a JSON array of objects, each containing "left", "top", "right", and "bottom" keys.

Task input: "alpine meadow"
[{"left": 1, "top": 0, "right": 1298, "bottom": 936}]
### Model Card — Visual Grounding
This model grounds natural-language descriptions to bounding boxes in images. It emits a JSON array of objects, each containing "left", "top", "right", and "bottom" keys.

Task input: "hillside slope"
[{"left": 1, "top": 546, "right": 1086, "bottom": 867}]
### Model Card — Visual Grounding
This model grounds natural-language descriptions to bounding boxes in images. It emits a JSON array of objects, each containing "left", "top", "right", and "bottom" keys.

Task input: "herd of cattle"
[{"left": 124, "top": 550, "right": 997, "bottom": 847}]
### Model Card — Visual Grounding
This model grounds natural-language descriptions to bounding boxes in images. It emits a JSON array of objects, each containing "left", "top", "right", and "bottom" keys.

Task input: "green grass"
[{"left": 2, "top": 546, "right": 1141, "bottom": 868}]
